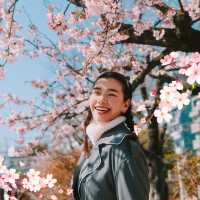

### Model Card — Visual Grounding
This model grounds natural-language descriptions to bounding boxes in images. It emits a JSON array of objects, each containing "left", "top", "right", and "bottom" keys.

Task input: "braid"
[
  {"left": 124, "top": 105, "right": 138, "bottom": 140},
  {"left": 82, "top": 109, "right": 92, "bottom": 157},
  {"left": 124, "top": 106, "right": 133, "bottom": 132}
]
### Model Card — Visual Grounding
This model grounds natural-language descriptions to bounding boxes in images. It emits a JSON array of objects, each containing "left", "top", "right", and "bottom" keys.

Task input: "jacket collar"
[{"left": 95, "top": 122, "right": 132, "bottom": 146}]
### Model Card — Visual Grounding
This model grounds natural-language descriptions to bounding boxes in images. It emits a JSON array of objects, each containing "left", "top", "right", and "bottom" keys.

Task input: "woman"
[{"left": 72, "top": 71, "right": 150, "bottom": 200}]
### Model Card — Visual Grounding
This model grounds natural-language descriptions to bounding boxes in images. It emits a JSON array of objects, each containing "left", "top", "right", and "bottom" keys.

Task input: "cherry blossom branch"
[
  {"left": 191, "top": 17, "right": 200, "bottom": 25},
  {"left": 7, "top": 0, "right": 18, "bottom": 38},
  {"left": 25, "top": 39, "right": 82, "bottom": 76},
  {"left": 117, "top": 24, "right": 200, "bottom": 52},
  {"left": 145, "top": 80, "right": 162, "bottom": 123},
  {"left": 177, "top": 0, "right": 184, "bottom": 12},
  {"left": 83, "top": 19, "right": 110, "bottom": 72},
  {"left": 151, "top": 1, "right": 172, "bottom": 15},
  {"left": 42, "top": 98, "right": 88, "bottom": 131},
  {"left": 131, "top": 49, "right": 171, "bottom": 92},
  {"left": 63, "top": 2, "right": 71, "bottom": 15},
  {"left": 67, "top": 0, "right": 85, "bottom": 8},
  {"left": 7, "top": 0, "right": 19, "bottom": 14}
]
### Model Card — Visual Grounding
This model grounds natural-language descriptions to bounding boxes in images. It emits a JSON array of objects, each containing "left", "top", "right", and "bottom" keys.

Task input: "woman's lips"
[{"left": 94, "top": 106, "right": 110, "bottom": 114}]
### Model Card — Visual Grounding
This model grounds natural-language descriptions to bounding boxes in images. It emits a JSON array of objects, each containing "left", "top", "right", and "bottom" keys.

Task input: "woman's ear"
[{"left": 123, "top": 99, "right": 131, "bottom": 113}]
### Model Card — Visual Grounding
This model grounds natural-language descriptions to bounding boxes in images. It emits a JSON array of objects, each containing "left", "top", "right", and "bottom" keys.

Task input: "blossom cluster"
[
  {"left": 154, "top": 52, "right": 200, "bottom": 123},
  {"left": 0, "top": 2, "right": 24, "bottom": 64},
  {"left": 0, "top": 156, "right": 57, "bottom": 200},
  {"left": 160, "top": 52, "right": 200, "bottom": 85},
  {"left": 47, "top": 5, "right": 67, "bottom": 34},
  {"left": 22, "top": 169, "right": 57, "bottom": 192},
  {"left": 154, "top": 81, "right": 190, "bottom": 123}
]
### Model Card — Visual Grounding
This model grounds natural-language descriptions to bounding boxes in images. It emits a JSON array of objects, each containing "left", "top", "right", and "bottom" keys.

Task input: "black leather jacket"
[{"left": 72, "top": 122, "right": 150, "bottom": 200}]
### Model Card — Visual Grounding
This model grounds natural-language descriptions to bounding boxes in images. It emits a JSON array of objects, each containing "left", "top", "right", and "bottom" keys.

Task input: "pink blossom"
[
  {"left": 109, "top": 32, "right": 129, "bottom": 43},
  {"left": 58, "top": 189, "right": 63, "bottom": 194},
  {"left": 67, "top": 188, "right": 74, "bottom": 195},
  {"left": 134, "top": 125, "right": 142, "bottom": 135},
  {"left": 185, "top": 0, "right": 200, "bottom": 20},
  {"left": 185, "top": 63, "right": 200, "bottom": 84},
  {"left": 160, "top": 85, "right": 177, "bottom": 102},
  {"left": 153, "top": 29, "right": 165, "bottom": 40},
  {"left": 168, "top": 80, "right": 183, "bottom": 91},
  {"left": 0, "top": 37, "right": 24, "bottom": 63},
  {"left": 150, "top": 88, "right": 157, "bottom": 96},
  {"left": 191, "top": 52, "right": 200, "bottom": 63},
  {"left": 43, "top": 174, "right": 57, "bottom": 188},
  {"left": 173, "top": 92, "right": 190, "bottom": 110},
  {"left": 160, "top": 52, "right": 178, "bottom": 66},
  {"left": 154, "top": 107, "right": 172, "bottom": 123},
  {"left": 58, "top": 39, "right": 65, "bottom": 52},
  {"left": 1, "top": 168, "right": 19, "bottom": 190},
  {"left": 23, "top": 169, "right": 43, "bottom": 192},
  {"left": 61, "top": 124, "right": 75, "bottom": 136},
  {"left": 15, "top": 137, "right": 24, "bottom": 145},
  {"left": 133, "top": 22, "right": 151, "bottom": 36},
  {"left": 158, "top": 100, "right": 172, "bottom": 111},
  {"left": 9, "top": 196, "right": 18, "bottom": 200},
  {"left": 47, "top": 9, "right": 67, "bottom": 34},
  {"left": 85, "top": 0, "right": 119, "bottom": 19},
  {"left": 31, "top": 80, "right": 49, "bottom": 89},
  {"left": 51, "top": 195, "right": 58, "bottom": 200}
]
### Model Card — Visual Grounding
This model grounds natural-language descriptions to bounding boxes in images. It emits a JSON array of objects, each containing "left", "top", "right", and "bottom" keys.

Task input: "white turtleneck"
[{"left": 86, "top": 116, "right": 126, "bottom": 145}]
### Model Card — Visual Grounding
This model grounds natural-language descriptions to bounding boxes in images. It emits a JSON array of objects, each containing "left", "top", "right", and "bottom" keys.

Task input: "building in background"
[{"left": 167, "top": 95, "right": 200, "bottom": 155}]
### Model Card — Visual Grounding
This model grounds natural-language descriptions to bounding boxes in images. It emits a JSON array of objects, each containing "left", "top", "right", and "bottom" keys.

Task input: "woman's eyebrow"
[
  {"left": 92, "top": 86, "right": 101, "bottom": 90},
  {"left": 93, "top": 86, "right": 119, "bottom": 93},
  {"left": 107, "top": 88, "right": 119, "bottom": 93}
]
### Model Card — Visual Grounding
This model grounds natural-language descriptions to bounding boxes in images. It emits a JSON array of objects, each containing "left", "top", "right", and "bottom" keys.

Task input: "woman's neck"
[{"left": 86, "top": 116, "right": 126, "bottom": 145}]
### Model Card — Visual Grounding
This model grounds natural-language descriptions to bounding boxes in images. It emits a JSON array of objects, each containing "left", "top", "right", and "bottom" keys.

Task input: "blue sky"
[{"left": 0, "top": 0, "right": 61, "bottom": 153}]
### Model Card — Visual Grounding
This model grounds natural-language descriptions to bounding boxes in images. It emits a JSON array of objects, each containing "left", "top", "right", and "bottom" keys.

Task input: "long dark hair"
[{"left": 83, "top": 71, "right": 136, "bottom": 155}]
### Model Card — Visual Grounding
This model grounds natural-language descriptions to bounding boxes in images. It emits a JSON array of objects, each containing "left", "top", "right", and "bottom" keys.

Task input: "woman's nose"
[{"left": 97, "top": 94, "right": 108, "bottom": 103}]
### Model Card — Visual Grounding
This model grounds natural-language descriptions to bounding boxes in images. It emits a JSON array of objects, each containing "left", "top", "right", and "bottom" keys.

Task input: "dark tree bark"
[
  {"left": 148, "top": 117, "right": 169, "bottom": 200},
  {"left": 0, "top": 189, "right": 4, "bottom": 200},
  {"left": 117, "top": 24, "right": 200, "bottom": 52}
]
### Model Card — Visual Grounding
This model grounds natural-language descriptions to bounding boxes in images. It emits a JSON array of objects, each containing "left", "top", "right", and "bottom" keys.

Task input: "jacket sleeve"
[{"left": 115, "top": 153, "right": 150, "bottom": 200}]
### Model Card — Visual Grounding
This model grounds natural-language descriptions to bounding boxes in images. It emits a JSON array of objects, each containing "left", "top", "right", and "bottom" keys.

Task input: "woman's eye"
[
  {"left": 92, "top": 90, "right": 101, "bottom": 95},
  {"left": 108, "top": 93, "right": 117, "bottom": 97}
]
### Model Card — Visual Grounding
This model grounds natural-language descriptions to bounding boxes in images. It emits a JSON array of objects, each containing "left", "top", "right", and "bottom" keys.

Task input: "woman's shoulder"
[{"left": 109, "top": 137, "right": 144, "bottom": 164}]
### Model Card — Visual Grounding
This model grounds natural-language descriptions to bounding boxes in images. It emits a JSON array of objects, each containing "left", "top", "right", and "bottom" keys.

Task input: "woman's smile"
[{"left": 95, "top": 106, "right": 110, "bottom": 112}]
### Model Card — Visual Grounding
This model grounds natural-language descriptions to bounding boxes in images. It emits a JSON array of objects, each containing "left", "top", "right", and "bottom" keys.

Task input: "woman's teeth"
[{"left": 95, "top": 107, "right": 110, "bottom": 112}]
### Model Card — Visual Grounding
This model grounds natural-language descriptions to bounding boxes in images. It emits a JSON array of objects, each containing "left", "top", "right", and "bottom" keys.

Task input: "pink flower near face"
[
  {"left": 160, "top": 85, "right": 176, "bottom": 101},
  {"left": 154, "top": 107, "right": 172, "bottom": 123},
  {"left": 173, "top": 92, "right": 190, "bottom": 110},
  {"left": 191, "top": 52, "right": 200, "bottom": 63},
  {"left": 169, "top": 80, "right": 183, "bottom": 91},
  {"left": 185, "top": 63, "right": 200, "bottom": 84},
  {"left": 160, "top": 52, "right": 178, "bottom": 66}
]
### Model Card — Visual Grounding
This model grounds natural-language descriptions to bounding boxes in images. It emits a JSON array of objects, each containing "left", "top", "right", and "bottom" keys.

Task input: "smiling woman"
[{"left": 71, "top": 71, "right": 150, "bottom": 200}]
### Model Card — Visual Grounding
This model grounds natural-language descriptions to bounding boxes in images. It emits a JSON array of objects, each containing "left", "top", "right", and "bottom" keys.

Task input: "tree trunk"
[
  {"left": 0, "top": 189, "right": 4, "bottom": 200},
  {"left": 148, "top": 117, "right": 169, "bottom": 200}
]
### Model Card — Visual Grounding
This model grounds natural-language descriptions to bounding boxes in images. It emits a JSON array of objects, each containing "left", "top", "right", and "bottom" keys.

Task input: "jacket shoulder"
[
  {"left": 107, "top": 138, "right": 146, "bottom": 171},
  {"left": 111, "top": 138, "right": 143, "bottom": 160}
]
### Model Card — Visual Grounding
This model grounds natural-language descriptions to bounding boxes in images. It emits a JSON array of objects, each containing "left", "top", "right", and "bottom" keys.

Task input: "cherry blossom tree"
[{"left": 0, "top": 0, "right": 200, "bottom": 199}]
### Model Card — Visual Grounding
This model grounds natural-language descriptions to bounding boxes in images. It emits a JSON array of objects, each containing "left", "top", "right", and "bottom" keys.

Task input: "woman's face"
[{"left": 89, "top": 78, "right": 130, "bottom": 123}]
